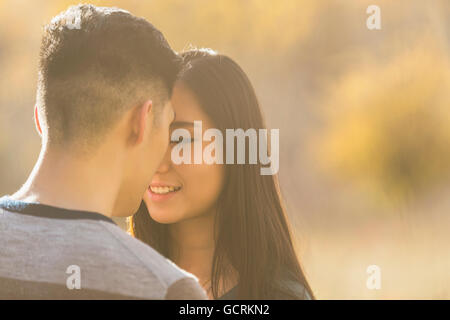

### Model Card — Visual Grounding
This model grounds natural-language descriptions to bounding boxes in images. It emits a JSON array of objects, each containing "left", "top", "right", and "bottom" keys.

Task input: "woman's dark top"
[{"left": 218, "top": 271, "right": 312, "bottom": 300}]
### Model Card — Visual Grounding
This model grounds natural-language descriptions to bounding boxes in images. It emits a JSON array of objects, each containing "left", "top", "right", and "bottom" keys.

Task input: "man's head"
[{"left": 35, "top": 4, "right": 180, "bottom": 216}]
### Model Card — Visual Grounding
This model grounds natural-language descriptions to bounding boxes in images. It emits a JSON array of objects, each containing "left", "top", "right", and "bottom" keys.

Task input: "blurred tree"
[{"left": 315, "top": 38, "right": 450, "bottom": 206}]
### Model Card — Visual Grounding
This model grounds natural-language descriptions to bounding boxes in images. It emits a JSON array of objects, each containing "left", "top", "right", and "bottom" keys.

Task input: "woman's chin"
[{"left": 149, "top": 210, "right": 181, "bottom": 224}]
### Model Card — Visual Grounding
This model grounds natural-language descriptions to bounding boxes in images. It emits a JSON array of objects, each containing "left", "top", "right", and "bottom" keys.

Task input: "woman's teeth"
[{"left": 150, "top": 186, "right": 181, "bottom": 194}]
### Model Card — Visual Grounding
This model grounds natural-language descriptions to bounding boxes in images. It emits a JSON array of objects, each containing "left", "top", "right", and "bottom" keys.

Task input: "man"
[{"left": 0, "top": 4, "right": 206, "bottom": 299}]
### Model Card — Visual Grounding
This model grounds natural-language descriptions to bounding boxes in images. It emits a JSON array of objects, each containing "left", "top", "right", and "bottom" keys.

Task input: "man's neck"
[{"left": 12, "top": 144, "right": 124, "bottom": 218}]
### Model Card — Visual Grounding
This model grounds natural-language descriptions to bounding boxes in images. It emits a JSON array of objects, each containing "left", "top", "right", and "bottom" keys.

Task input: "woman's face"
[{"left": 143, "top": 82, "right": 225, "bottom": 224}]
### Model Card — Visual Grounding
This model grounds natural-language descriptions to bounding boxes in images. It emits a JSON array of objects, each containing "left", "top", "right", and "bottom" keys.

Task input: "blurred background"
[{"left": 0, "top": 0, "right": 449, "bottom": 299}]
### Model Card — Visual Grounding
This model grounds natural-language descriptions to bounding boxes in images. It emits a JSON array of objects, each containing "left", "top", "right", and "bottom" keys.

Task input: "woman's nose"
[{"left": 156, "top": 148, "right": 172, "bottom": 173}]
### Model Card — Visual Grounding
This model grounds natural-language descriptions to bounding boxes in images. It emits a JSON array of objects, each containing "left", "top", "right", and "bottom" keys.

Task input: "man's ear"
[
  {"left": 34, "top": 105, "right": 42, "bottom": 136},
  {"left": 134, "top": 99, "right": 153, "bottom": 145}
]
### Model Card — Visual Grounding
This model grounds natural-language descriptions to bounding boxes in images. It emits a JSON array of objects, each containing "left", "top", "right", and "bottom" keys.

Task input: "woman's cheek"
[
  {"left": 186, "top": 163, "right": 224, "bottom": 216},
  {"left": 148, "top": 162, "right": 224, "bottom": 223}
]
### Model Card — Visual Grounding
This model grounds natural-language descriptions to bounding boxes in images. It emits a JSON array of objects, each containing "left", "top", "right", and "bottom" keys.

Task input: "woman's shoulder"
[
  {"left": 218, "top": 269, "right": 313, "bottom": 300},
  {"left": 273, "top": 270, "right": 312, "bottom": 300}
]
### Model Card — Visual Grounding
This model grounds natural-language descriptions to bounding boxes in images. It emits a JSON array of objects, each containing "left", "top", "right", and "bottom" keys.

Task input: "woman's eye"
[
  {"left": 170, "top": 137, "right": 195, "bottom": 144},
  {"left": 170, "top": 137, "right": 182, "bottom": 144}
]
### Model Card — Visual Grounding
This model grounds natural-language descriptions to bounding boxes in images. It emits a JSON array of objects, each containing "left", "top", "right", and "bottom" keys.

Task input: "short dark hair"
[{"left": 37, "top": 4, "right": 181, "bottom": 147}]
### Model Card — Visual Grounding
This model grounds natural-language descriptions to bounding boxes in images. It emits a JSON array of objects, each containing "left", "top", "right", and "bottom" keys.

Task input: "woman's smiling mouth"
[
  {"left": 149, "top": 185, "right": 182, "bottom": 194},
  {"left": 148, "top": 183, "right": 182, "bottom": 202}
]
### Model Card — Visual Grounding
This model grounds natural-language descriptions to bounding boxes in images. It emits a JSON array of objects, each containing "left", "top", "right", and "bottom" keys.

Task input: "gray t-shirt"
[{"left": 0, "top": 196, "right": 207, "bottom": 300}]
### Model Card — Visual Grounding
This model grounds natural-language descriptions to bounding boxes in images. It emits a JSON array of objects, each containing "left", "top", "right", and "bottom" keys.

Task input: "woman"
[{"left": 129, "top": 48, "right": 314, "bottom": 300}]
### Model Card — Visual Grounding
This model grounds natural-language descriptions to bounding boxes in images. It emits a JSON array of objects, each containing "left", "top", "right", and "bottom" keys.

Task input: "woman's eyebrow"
[{"left": 170, "top": 121, "right": 195, "bottom": 128}]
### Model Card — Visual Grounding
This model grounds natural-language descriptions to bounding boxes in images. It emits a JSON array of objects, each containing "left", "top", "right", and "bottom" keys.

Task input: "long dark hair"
[{"left": 129, "top": 49, "right": 314, "bottom": 299}]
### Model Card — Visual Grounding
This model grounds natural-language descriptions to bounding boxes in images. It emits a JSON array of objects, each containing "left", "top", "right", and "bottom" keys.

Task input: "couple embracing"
[{"left": 0, "top": 4, "right": 313, "bottom": 300}]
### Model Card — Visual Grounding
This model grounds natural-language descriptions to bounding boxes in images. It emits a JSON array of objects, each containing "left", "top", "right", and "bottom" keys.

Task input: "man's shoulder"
[
  {"left": 0, "top": 200, "right": 204, "bottom": 299},
  {"left": 95, "top": 221, "right": 207, "bottom": 299},
  {"left": 99, "top": 221, "right": 197, "bottom": 286}
]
